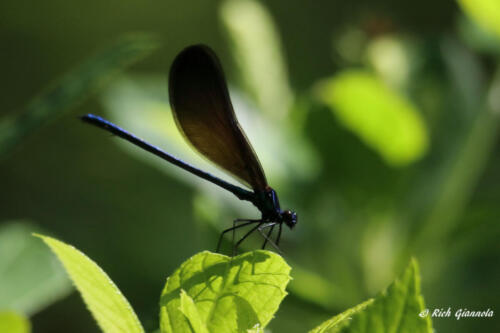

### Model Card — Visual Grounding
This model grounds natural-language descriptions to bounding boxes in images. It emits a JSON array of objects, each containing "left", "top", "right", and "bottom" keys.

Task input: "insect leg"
[
  {"left": 258, "top": 223, "right": 282, "bottom": 254},
  {"left": 216, "top": 219, "right": 260, "bottom": 253},
  {"left": 233, "top": 221, "right": 264, "bottom": 256},
  {"left": 261, "top": 224, "right": 275, "bottom": 249},
  {"left": 276, "top": 222, "right": 283, "bottom": 246},
  {"left": 231, "top": 219, "right": 260, "bottom": 252}
]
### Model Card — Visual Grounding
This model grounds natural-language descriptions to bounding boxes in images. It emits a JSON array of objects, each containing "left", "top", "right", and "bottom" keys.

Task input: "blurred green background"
[{"left": 1, "top": 0, "right": 499, "bottom": 332}]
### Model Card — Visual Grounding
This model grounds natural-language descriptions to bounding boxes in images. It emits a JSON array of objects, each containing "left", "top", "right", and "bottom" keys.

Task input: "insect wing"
[{"left": 168, "top": 45, "right": 268, "bottom": 190}]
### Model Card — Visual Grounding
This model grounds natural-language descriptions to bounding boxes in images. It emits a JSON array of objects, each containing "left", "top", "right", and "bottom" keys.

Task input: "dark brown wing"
[{"left": 168, "top": 45, "right": 268, "bottom": 190}]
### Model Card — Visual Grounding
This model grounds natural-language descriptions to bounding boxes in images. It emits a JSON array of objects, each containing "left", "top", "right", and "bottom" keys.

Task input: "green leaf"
[
  {"left": 246, "top": 324, "right": 265, "bottom": 333},
  {"left": 457, "top": 0, "right": 500, "bottom": 40},
  {"left": 316, "top": 70, "right": 428, "bottom": 167},
  {"left": 36, "top": 234, "right": 144, "bottom": 333},
  {"left": 178, "top": 290, "right": 209, "bottom": 333},
  {"left": 0, "top": 222, "right": 71, "bottom": 315},
  {"left": 0, "top": 311, "right": 31, "bottom": 333},
  {"left": 220, "top": 0, "right": 293, "bottom": 120},
  {"left": 309, "top": 259, "right": 432, "bottom": 333},
  {"left": 159, "top": 250, "right": 291, "bottom": 333},
  {"left": 309, "top": 300, "right": 374, "bottom": 333},
  {"left": 0, "top": 33, "right": 159, "bottom": 157}
]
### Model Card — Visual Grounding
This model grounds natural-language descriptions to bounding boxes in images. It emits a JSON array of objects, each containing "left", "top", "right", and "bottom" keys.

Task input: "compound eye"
[{"left": 282, "top": 210, "right": 296, "bottom": 225}]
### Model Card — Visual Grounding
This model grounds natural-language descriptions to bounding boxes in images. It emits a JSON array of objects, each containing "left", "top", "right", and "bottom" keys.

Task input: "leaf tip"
[
  {"left": 32, "top": 232, "right": 48, "bottom": 242},
  {"left": 408, "top": 257, "right": 421, "bottom": 276}
]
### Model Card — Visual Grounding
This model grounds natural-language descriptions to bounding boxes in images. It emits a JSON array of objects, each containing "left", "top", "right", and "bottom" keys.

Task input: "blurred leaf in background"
[
  {"left": 366, "top": 35, "right": 422, "bottom": 91},
  {"left": 457, "top": 0, "right": 500, "bottom": 39},
  {"left": 220, "top": 0, "right": 293, "bottom": 121},
  {"left": 316, "top": 69, "right": 428, "bottom": 167},
  {"left": 0, "top": 311, "right": 31, "bottom": 333},
  {"left": 408, "top": 37, "right": 500, "bottom": 260},
  {"left": 458, "top": 15, "right": 500, "bottom": 55},
  {"left": 0, "top": 222, "right": 71, "bottom": 316},
  {"left": 0, "top": 34, "right": 159, "bottom": 157}
]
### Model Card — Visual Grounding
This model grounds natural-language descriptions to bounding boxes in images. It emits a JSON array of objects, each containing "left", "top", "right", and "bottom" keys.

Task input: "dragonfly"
[{"left": 82, "top": 45, "right": 297, "bottom": 254}]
